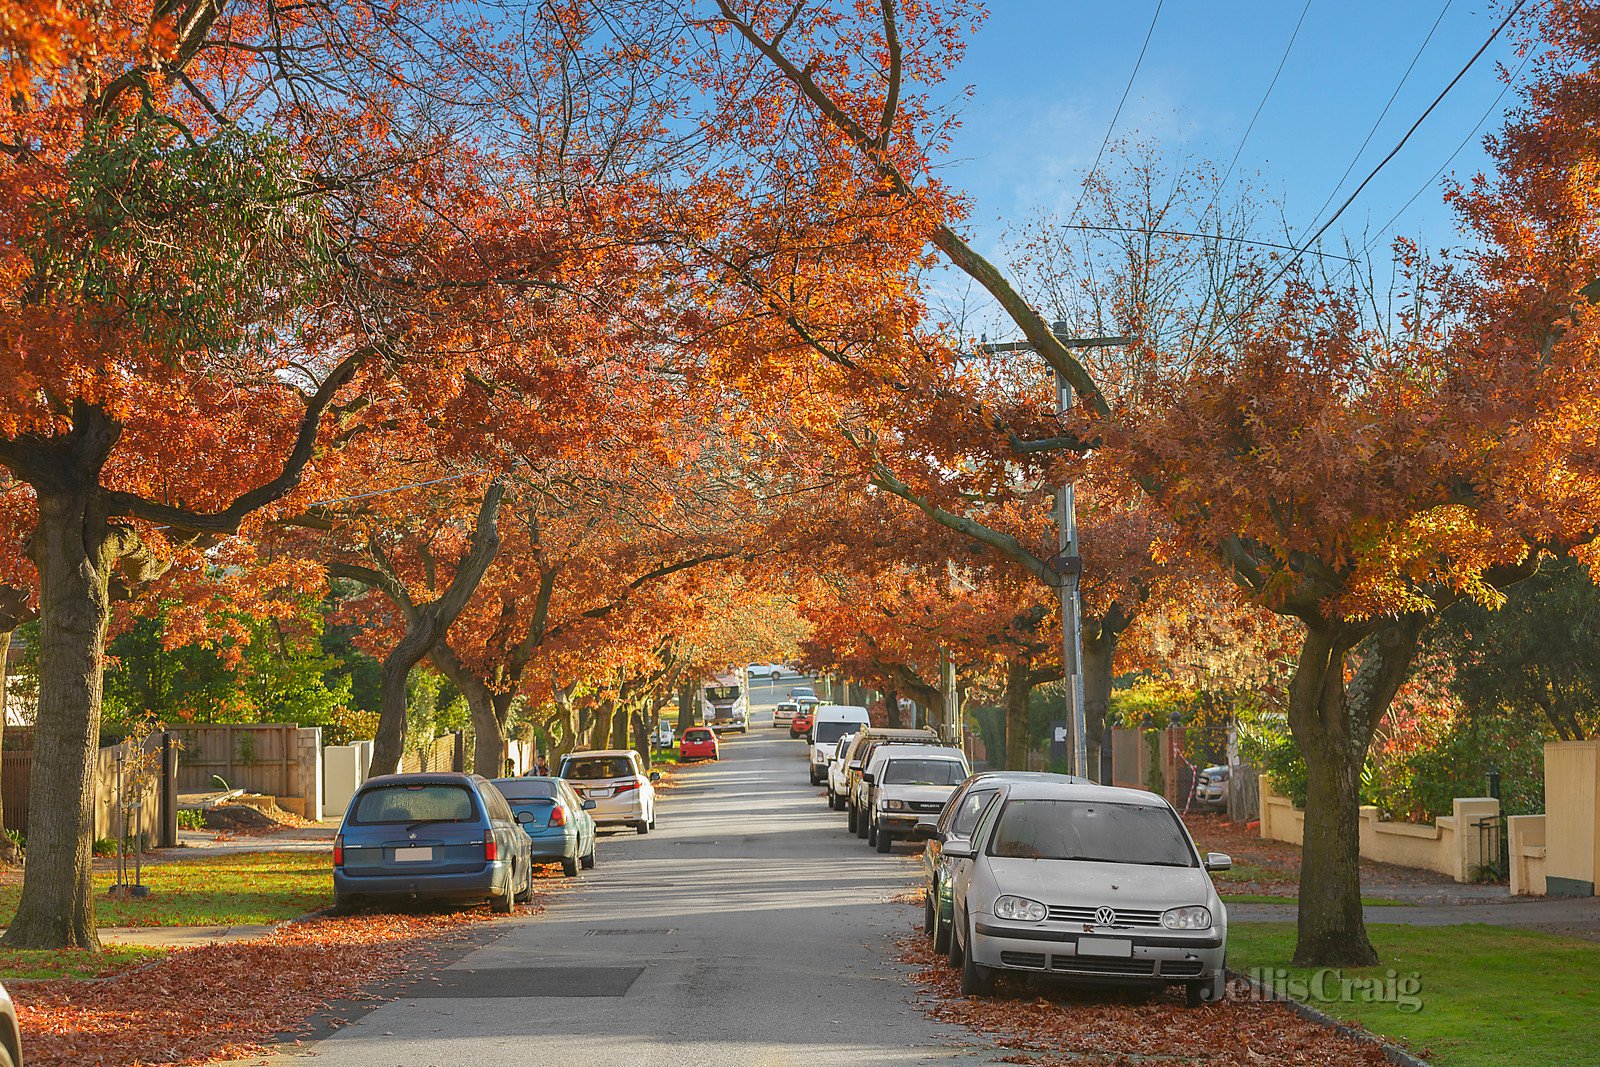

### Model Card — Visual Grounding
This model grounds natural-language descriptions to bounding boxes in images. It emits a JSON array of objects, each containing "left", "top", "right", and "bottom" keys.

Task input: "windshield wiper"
[{"left": 405, "top": 819, "right": 453, "bottom": 832}]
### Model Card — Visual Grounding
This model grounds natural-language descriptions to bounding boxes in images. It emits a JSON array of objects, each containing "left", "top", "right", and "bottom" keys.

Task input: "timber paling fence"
[{"left": 168, "top": 723, "right": 299, "bottom": 797}]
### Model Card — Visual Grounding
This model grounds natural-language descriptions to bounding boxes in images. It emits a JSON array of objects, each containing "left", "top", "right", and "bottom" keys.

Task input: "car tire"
[
  {"left": 959, "top": 923, "right": 994, "bottom": 996},
  {"left": 562, "top": 854, "right": 579, "bottom": 877},
  {"left": 855, "top": 807, "right": 870, "bottom": 839},
  {"left": 1185, "top": 981, "right": 1205, "bottom": 1008},
  {"left": 492, "top": 882, "right": 514, "bottom": 915},
  {"left": 808, "top": 768, "right": 820, "bottom": 786},
  {"left": 846, "top": 805, "right": 858, "bottom": 833},
  {"left": 876, "top": 827, "right": 893, "bottom": 853},
  {"left": 923, "top": 893, "right": 935, "bottom": 934},
  {"left": 866, "top": 820, "right": 878, "bottom": 847},
  {"left": 581, "top": 844, "right": 597, "bottom": 870},
  {"left": 946, "top": 907, "right": 964, "bottom": 967},
  {"left": 933, "top": 909, "right": 952, "bottom": 955},
  {"left": 516, "top": 869, "right": 536, "bottom": 903}
]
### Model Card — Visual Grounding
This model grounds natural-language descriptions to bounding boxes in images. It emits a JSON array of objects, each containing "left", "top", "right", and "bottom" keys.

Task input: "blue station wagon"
[{"left": 334, "top": 772, "right": 534, "bottom": 913}]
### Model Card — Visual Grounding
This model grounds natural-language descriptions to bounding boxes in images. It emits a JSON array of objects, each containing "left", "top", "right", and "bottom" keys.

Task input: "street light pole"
[{"left": 1048, "top": 322, "right": 1128, "bottom": 781}]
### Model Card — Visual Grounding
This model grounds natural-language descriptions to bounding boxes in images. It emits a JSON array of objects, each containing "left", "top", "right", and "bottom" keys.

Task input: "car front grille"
[
  {"left": 1000, "top": 951, "right": 1048, "bottom": 969},
  {"left": 1160, "top": 959, "right": 1204, "bottom": 977},
  {"left": 1047, "top": 905, "right": 1163, "bottom": 927},
  {"left": 1049, "top": 955, "right": 1156, "bottom": 976}
]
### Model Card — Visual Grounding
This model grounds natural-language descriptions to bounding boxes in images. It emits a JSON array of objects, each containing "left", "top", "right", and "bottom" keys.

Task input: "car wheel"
[
  {"left": 516, "top": 869, "right": 536, "bottom": 903},
  {"left": 1185, "top": 981, "right": 1204, "bottom": 1008},
  {"left": 855, "top": 807, "right": 870, "bottom": 839},
  {"left": 635, "top": 820, "right": 650, "bottom": 835},
  {"left": 933, "top": 909, "right": 952, "bottom": 955},
  {"left": 562, "top": 855, "right": 579, "bottom": 878},
  {"left": 959, "top": 922, "right": 994, "bottom": 996},
  {"left": 866, "top": 820, "right": 878, "bottom": 847},
  {"left": 808, "top": 768, "right": 819, "bottom": 785},
  {"left": 946, "top": 906, "right": 964, "bottom": 967},
  {"left": 846, "top": 805, "right": 858, "bottom": 833},
  {"left": 492, "top": 883, "right": 514, "bottom": 915},
  {"left": 876, "top": 827, "right": 893, "bottom": 853},
  {"left": 581, "top": 845, "right": 596, "bottom": 870},
  {"left": 923, "top": 892, "right": 935, "bottom": 934}
]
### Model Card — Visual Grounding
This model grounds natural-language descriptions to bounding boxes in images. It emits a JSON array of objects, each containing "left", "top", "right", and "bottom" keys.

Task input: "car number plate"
[
  {"left": 1077, "top": 937, "right": 1132, "bottom": 958},
  {"left": 590, "top": 788, "right": 614, "bottom": 798},
  {"left": 393, "top": 846, "right": 433, "bottom": 862}
]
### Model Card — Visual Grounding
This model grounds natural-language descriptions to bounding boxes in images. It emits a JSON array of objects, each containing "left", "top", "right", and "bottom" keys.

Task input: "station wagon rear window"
[
  {"left": 987, "top": 800, "right": 1196, "bottom": 867},
  {"left": 494, "top": 779, "right": 557, "bottom": 801},
  {"left": 352, "top": 784, "right": 476, "bottom": 825},
  {"left": 563, "top": 757, "right": 635, "bottom": 780}
]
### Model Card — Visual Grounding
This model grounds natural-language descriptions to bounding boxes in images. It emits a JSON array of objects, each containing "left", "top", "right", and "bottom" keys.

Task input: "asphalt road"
[{"left": 266, "top": 681, "right": 1000, "bottom": 1066}]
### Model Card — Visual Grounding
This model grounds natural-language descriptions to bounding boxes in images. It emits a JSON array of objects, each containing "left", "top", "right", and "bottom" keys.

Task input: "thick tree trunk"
[
  {"left": 1003, "top": 657, "right": 1032, "bottom": 771},
  {"left": 884, "top": 687, "right": 901, "bottom": 728},
  {"left": 1287, "top": 616, "right": 1426, "bottom": 966},
  {"left": 1082, "top": 631, "right": 1116, "bottom": 784},
  {"left": 676, "top": 684, "right": 694, "bottom": 733},
  {"left": 372, "top": 624, "right": 436, "bottom": 775},
  {"left": 3, "top": 490, "right": 118, "bottom": 950}
]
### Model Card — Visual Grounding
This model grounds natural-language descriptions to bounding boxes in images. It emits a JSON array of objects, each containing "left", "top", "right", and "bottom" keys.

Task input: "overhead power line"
[
  {"left": 1214, "top": 0, "right": 1313, "bottom": 201},
  {"left": 1067, "top": 0, "right": 1164, "bottom": 222},
  {"left": 1300, "top": 0, "right": 1453, "bottom": 243},
  {"left": 1240, "top": 0, "right": 1530, "bottom": 314}
]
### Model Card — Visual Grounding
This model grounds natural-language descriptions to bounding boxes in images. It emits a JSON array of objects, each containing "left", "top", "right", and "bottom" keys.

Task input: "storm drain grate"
[
  {"left": 583, "top": 927, "right": 675, "bottom": 936},
  {"left": 412, "top": 965, "right": 644, "bottom": 998}
]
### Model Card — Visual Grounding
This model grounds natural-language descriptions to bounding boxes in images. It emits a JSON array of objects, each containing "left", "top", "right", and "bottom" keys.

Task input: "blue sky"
[{"left": 936, "top": 1, "right": 1527, "bottom": 266}]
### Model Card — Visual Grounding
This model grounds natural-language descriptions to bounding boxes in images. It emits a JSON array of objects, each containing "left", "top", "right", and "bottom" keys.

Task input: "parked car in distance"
[
  {"left": 558, "top": 750, "right": 661, "bottom": 834},
  {"left": 789, "top": 702, "right": 816, "bottom": 739},
  {"left": 826, "top": 733, "right": 858, "bottom": 809},
  {"left": 939, "top": 779, "right": 1230, "bottom": 1006},
  {"left": 919, "top": 771, "right": 1087, "bottom": 954},
  {"left": 864, "top": 746, "right": 970, "bottom": 853},
  {"left": 654, "top": 719, "right": 676, "bottom": 749},
  {"left": 334, "top": 772, "right": 533, "bottom": 914},
  {"left": 0, "top": 979, "right": 21, "bottom": 1067},
  {"left": 1193, "top": 765, "right": 1229, "bottom": 808},
  {"left": 680, "top": 725, "right": 720, "bottom": 762},
  {"left": 788, "top": 685, "right": 817, "bottom": 702},
  {"left": 774, "top": 699, "right": 800, "bottom": 727},
  {"left": 491, "top": 776, "right": 597, "bottom": 877},
  {"left": 746, "top": 662, "right": 793, "bottom": 679},
  {"left": 808, "top": 704, "right": 872, "bottom": 784},
  {"left": 842, "top": 727, "right": 941, "bottom": 835}
]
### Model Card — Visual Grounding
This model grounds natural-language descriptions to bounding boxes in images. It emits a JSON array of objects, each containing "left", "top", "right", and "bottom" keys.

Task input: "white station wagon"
[{"left": 934, "top": 780, "right": 1230, "bottom": 1006}]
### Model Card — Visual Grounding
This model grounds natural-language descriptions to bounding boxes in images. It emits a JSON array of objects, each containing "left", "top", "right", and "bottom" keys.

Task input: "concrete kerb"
[{"left": 1226, "top": 968, "right": 1432, "bottom": 1067}]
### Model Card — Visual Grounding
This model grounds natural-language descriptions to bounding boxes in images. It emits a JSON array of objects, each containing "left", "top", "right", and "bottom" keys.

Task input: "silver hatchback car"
[
  {"left": 940, "top": 780, "right": 1230, "bottom": 1006},
  {"left": 557, "top": 750, "right": 660, "bottom": 834}
]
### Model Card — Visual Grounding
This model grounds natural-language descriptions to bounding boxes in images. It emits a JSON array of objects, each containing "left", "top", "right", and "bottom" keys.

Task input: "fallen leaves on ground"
[
  {"left": 14, "top": 908, "right": 504, "bottom": 1066},
  {"left": 895, "top": 929, "right": 1393, "bottom": 1066}
]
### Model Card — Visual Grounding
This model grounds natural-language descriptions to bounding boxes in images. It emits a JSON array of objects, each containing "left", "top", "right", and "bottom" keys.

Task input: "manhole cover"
[
  {"left": 413, "top": 966, "right": 644, "bottom": 998},
  {"left": 583, "top": 927, "right": 674, "bottom": 936}
]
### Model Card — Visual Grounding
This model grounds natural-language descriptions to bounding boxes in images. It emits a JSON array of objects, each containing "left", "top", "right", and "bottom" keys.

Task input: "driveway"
[{"left": 256, "top": 704, "right": 1002, "bottom": 1066}]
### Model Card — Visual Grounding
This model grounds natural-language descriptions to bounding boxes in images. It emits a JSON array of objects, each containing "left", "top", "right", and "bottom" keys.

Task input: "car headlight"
[
  {"left": 1161, "top": 905, "right": 1213, "bottom": 930},
  {"left": 992, "top": 895, "right": 1047, "bottom": 922},
  {"left": 882, "top": 799, "right": 906, "bottom": 811}
]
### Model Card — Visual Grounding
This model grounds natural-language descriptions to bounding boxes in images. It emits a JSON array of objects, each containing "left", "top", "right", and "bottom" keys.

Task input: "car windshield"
[
  {"left": 562, "top": 757, "right": 636, "bottom": 780},
  {"left": 706, "top": 685, "right": 740, "bottom": 702},
  {"left": 883, "top": 759, "right": 966, "bottom": 786},
  {"left": 987, "top": 800, "right": 1195, "bottom": 866},
  {"left": 792, "top": 688, "right": 815, "bottom": 699},
  {"left": 685, "top": 730, "right": 712, "bottom": 742},
  {"left": 352, "top": 783, "right": 475, "bottom": 824},
  {"left": 490, "top": 778, "right": 557, "bottom": 801},
  {"left": 813, "top": 720, "right": 861, "bottom": 745}
]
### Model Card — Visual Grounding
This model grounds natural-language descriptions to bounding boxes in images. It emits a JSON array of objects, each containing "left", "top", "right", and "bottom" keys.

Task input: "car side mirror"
[
  {"left": 1205, "top": 852, "right": 1232, "bottom": 872},
  {"left": 582, "top": 799, "right": 597, "bottom": 811},
  {"left": 910, "top": 824, "right": 941, "bottom": 841},
  {"left": 941, "top": 843, "right": 974, "bottom": 859},
  {"left": 648, "top": 771, "right": 663, "bottom": 783},
  {"left": 515, "top": 810, "right": 535, "bottom": 824},
  {"left": 849, "top": 760, "right": 862, "bottom": 770},
  {"left": 862, "top": 772, "right": 876, "bottom": 785}
]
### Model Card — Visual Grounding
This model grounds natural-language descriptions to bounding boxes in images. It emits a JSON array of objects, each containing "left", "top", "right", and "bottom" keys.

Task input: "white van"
[{"left": 808, "top": 704, "right": 871, "bottom": 785}]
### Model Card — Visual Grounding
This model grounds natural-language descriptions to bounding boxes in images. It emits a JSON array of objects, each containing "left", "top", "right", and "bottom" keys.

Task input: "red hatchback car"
[{"left": 679, "top": 726, "right": 720, "bottom": 762}]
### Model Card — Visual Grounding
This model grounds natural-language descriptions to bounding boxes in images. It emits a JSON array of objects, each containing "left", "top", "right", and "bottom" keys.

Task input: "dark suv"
[{"left": 334, "top": 772, "right": 534, "bottom": 913}]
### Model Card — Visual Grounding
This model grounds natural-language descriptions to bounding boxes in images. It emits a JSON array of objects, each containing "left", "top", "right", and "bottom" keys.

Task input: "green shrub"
[
  {"left": 1237, "top": 710, "right": 1307, "bottom": 807},
  {"left": 176, "top": 809, "right": 206, "bottom": 831},
  {"left": 92, "top": 838, "right": 119, "bottom": 857}
]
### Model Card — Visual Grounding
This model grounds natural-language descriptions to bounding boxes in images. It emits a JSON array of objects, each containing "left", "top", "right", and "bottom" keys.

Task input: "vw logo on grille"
[{"left": 1094, "top": 906, "right": 1117, "bottom": 926}]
